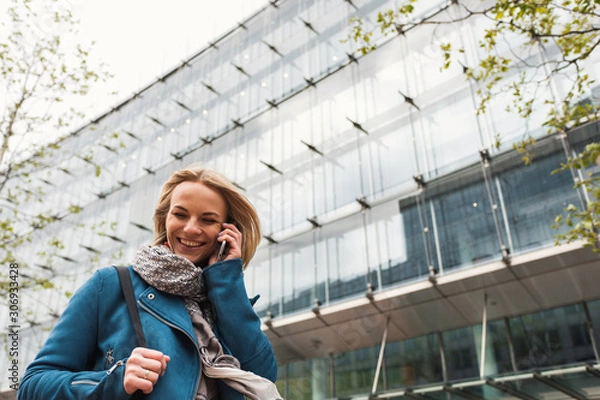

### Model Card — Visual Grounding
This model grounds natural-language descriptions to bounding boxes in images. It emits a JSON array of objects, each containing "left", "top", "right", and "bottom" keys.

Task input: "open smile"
[{"left": 178, "top": 238, "right": 204, "bottom": 248}]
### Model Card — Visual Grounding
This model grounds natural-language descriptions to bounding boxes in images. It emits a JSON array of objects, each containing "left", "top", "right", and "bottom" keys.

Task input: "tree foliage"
[
  {"left": 346, "top": 0, "right": 600, "bottom": 251},
  {"left": 0, "top": 0, "right": 112, "bottom": 299},
  {"left": 553, "top": 142, "right": 600, "bottom": 251}
]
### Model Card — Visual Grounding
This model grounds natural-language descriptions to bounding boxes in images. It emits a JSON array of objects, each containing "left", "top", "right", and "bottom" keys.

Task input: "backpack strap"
[
  {"left": 114, "top": 266, "right": 146, "bottom": 399},
  {"left": 114, "top": 266, "right": 147, "bottom": 347}
]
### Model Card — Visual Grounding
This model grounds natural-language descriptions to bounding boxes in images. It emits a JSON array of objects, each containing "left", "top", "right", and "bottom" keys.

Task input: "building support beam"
[
  {"left": 480, "top": 293, "right": 488, "bottom": 378},
  {"left": 443, "top": 386, "right": 483, "bottom": 400},
  {"left": 403, "top": 391, "right": 434, "bottom": 400},
  {"left": 371, "top": 317, "right": 390, "bottom": 396},
  {"left": 583, "top": 302, "right": 600, "bottom": 363},
  {"left": 485, "top": 379, "right": 538, "bottom": 400},
  {"left": 533, "top": 374, "right": 586, "bottom": 400},
  {"left": 586, "top": 364, "right": 600, "bottom": 379}
]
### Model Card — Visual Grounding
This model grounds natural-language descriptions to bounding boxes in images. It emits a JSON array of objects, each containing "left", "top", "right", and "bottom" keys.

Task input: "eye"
[{"left": 172, "top": 211, "right": 187, "bottom": 218}]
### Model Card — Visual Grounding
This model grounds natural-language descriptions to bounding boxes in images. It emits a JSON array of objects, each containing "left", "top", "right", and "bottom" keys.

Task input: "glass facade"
[
  {"left": 277, "top": 301, "right": 600, "bottom": 399},
  {"left": 2, "top": 0, "right": 600, "bottom": 398}
]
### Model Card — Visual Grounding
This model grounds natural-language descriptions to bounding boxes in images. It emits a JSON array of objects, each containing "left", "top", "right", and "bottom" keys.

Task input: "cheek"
[
  {"left": 207, "top": 226, "right": 222, "bottom": 238},
  {"left": 165, "top": 216, "right": 179, "bottom": 235}
]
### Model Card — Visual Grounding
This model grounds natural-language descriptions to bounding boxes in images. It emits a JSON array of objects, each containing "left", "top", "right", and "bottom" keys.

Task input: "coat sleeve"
[
  {"left": 17, "top": 268, "right": 130, "bottom": 400},
  {"left": 203, "top": 259, "right": 278, "bottom": 382}
]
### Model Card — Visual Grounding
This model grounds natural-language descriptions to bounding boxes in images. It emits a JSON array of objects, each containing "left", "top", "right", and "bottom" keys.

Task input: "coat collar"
[{"left": 137, "top": 284, "right": 198, "bottom": 345}]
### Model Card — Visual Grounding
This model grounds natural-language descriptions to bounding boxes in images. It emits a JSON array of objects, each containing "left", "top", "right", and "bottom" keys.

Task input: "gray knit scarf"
[{"left": 132, "top": 244, "right": 215, "bottom": 325}]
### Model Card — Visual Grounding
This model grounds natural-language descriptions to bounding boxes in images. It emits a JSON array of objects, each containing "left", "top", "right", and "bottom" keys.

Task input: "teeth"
[{"left": 180, "top": 239, "right": 201, "bottom": 247}]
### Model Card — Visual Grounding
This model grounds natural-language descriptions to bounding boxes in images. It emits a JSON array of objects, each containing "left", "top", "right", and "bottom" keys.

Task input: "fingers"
[
  {"left": 159, "top": 354, "right": 171, "bottom": 375},
  {"left": 217, "top": 222, "right": 242, "bottom": 260},
  {"left": 123, "top": 347, "right": 170, "bottom": 395}
]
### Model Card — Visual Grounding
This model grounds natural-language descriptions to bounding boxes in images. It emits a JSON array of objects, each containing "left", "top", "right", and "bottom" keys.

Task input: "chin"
[{"left": 188, "top": 254, "right": 209, "bottom": 266}]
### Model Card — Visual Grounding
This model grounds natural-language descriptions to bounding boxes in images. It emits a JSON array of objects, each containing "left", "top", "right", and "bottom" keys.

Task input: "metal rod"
[
  {"left": 480, "top": 293, "right": 488, "bottom": 378},
  {"left": 486, "top": 379, "right": 538, "bottom": 400},
  {"left": 443, "top": 386, "right": 483, "bottom": 400},
  {"left": 439, "top": 331, "right": 448, "bottom": 382},
  {"left": 371, "top": 317, "right": 390, "bottom": 395},
  {"left": 583, "top": 302, "right": 600, "bottom": 363},
  {"left": 533, "top": 373, "right": 586, "bottom": 400},
  {"left": 329, "top": 353, "right": 335, "bottom": 399},
  {"left": 504, "top": 317, "right": 518, "bottom": 372}
]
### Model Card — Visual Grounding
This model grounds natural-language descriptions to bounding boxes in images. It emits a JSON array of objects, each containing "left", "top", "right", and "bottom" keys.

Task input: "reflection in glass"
[
  {"left": 443, "top": 327, "right": 479, "bottom": 381},
  {"left": 509, "top": 304, "right": 596, "bottom": 371},
  {"left": 385, "top": 333, "right": 443, "bottom": 390},
  {"left": 335, "top": 346, "right": 379, "bottom": 398}
]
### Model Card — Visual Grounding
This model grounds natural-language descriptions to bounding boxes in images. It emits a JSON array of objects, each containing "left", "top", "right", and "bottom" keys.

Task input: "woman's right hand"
[{"left": 123, "top": 347, "right": 170, "bottom": 395}]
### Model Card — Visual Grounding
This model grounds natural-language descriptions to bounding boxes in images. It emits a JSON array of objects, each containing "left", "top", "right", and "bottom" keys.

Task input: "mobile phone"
[{"left": 216, "top": 240, "right": 227, "bottom": 262}]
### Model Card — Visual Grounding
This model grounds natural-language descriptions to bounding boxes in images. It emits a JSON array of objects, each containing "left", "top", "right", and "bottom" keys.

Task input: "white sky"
[
  {"left": 72, "top": 0, "right": 268, "bottom": 118},
  {"left": 0, "top": 0, "right": 268, "bottom": 161}
]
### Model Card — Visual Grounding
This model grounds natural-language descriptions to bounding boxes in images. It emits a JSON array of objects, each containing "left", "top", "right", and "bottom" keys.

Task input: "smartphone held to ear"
[{"left": 216, "top": 240, "right": 227, "bottom": 262}]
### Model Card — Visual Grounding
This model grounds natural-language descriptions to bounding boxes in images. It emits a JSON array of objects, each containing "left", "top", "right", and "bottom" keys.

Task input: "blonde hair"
[{"left": 152, "top": 165, "right": 261, "bottom": 268}]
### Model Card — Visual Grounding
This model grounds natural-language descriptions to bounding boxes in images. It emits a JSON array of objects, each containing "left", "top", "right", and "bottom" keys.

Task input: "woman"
[{"left": 18, "top": 165, "right": 281, "bottom": 399}]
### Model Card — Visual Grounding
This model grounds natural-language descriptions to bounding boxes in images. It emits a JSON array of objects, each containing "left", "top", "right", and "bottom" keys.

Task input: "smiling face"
[{"left": 165, "top": 181, "right": 227, "bottom": 265}]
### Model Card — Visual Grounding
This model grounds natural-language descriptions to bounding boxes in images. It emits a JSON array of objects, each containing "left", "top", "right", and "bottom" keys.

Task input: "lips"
[{"left": 179, "top": 238, "right": 202, "bottom": 247}]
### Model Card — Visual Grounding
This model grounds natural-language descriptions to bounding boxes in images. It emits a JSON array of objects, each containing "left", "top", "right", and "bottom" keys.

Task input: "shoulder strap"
[
  {"left": 114, "top": 266, "right": 147, "bottom": 347},
  {"left": 114, "top": 266, "right": 146, "bottom": 400}
]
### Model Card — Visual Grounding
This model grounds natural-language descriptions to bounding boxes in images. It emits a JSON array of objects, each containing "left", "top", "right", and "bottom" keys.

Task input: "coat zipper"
[
  {"left": 137, "top": 300, "right": 202, "bottom": 397},
  {"left": 105, "top": 347, "right": 114, "bottom": 368},
  {"left": 71, "top": 380, "right": 99, "bottom": 386},
  {"left": 107, "top": 359, "right": 125, "bottom": 375}
]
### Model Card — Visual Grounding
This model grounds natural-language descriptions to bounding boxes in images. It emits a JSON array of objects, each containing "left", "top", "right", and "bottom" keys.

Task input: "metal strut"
[{"left": 371, "top": 317, "right": 390, "bottom": 396}]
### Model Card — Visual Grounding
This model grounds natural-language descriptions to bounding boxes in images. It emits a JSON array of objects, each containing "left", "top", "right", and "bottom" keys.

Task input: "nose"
[{"left": 183, "top": 219, "right": 202, "bottom": 234}]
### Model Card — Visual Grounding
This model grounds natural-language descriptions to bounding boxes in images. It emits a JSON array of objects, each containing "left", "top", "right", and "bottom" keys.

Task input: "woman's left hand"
[{"left": 210, "top": 222, "right": 242, "bottom": 265}]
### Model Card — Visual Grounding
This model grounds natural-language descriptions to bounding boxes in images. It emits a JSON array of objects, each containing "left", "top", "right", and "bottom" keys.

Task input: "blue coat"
[{"left": 18, "top": 259, "right": 278, "bottom": 400}]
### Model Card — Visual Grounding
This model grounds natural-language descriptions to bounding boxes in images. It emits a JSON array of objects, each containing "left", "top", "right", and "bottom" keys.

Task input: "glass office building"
[{"left": 2, "top": 0, "right": 600, "bottom": 398}]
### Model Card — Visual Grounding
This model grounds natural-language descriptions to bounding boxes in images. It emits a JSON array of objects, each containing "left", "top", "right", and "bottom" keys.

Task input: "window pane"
[
  {"left": 443, "top": 327, "right": 480, "bottom": 381},
  {"left": 509, "top": 304, "right": 596, "bottom": 370},
  {"left": 497, "top": 151, "right": 581, "bottom": 254},
  {"left": 335, "top": 346, "right": 379, "bottom": 397},
  {"left": 432, "top": 177, "right": 501, "bottom": 271},
  {"left": 385, "top": 333, "right": 443, "bottom": 389}
]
